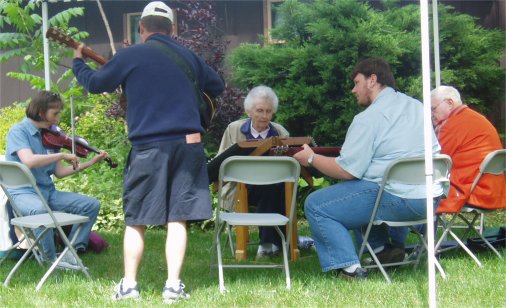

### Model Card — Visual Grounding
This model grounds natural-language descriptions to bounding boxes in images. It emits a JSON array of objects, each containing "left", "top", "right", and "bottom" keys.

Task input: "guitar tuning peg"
[{"left": 309, "top": 136, "right": 318, "bottom": 147}]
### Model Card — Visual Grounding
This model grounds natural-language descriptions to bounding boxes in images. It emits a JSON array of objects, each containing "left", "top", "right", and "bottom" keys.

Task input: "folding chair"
[
  {"left": 0, "top": 200, "right": 45, "bottom": 266},
  {"left": 211, "top": 156, "right": 300, "bottom": 294},
  {"left": 0, "top": 155, "right": 41, "bottom": 264},
  {"left": 435, "top": 149, "right": 505, "bottom": 267},
  {"left": 358, "top": 155, "right": 452, "bottom": 283},
  {"left": 0, "top": 161, "right": 91, "bottom": 291}
]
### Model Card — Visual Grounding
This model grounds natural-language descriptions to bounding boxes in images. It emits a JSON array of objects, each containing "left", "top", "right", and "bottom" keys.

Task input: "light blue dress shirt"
[{"left": 336, "top": 87, "right": 441, "bottom": 198}]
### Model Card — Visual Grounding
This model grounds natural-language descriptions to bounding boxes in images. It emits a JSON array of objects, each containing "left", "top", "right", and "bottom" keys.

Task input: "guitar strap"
[{"left": 146, "top": 39, "right": 212, "bottom": 129}]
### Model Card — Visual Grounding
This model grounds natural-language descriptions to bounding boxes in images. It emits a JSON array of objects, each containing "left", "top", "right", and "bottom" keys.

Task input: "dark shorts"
[{"left": 122, "top": 139, "right": 212, "bottom": 225}]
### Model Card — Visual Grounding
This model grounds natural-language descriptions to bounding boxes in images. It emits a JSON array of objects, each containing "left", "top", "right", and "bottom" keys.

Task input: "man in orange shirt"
[{"left": 431, "top": 85, "right": 505, "bottom": 213}]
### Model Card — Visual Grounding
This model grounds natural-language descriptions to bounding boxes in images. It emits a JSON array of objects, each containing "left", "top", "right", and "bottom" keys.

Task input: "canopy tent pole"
[
  {"left": 42, "top": 0, "right": 50, "bottom": 90},
  {"left": 432, "top": 0, "right": 441, "bottom": 87},
  {"left": 420, "top": 0, "right": 437, "bottom": 307}
]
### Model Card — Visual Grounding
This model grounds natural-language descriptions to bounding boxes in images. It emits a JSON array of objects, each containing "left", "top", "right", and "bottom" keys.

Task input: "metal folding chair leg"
[
  {"left": 226, "top": 224, "right": 235, "bottom": 256},
  {"left": 436, "top": 216, "right": 483, "bottom": 267},
  {"left": 15, "top": 227, "right": 45, "bottom": 265},
  {"left": 214, "top": 222, "right": 227, "bottom": 294},
  {"left": 35, "top": 224, "right": 91, "bottom": 291},
  {"left": 3, "top": 228, "right": 52, "bottom": 287},
  {"left": 365, "top": 242, "right": 391, "bottom": 283},
  {"left": 415, "top": 233, "right": 446, "bottom": 280},
  {"left": 274, "top": 226, "right": 290, "bottom": 290},
  {"left": 458, "top": 213, "right": 503, "bottom": 258}
]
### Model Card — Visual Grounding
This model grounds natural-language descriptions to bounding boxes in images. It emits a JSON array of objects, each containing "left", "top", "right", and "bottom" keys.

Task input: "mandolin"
[{"left": 45, "top": 27, "right": 216, "bottom": 130}]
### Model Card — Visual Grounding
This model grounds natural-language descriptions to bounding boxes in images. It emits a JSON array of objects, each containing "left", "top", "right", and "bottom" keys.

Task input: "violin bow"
[{"left": 70, "top": 95, "right": 77, "bottom": 170}]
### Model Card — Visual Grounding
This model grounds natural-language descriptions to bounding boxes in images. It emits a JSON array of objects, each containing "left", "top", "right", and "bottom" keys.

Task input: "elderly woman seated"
[{"left": 218, "top": 85, "right": 289, "bottom": 259}]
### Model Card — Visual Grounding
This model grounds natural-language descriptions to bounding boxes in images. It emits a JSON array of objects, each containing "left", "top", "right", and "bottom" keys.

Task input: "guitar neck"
[
  {"left": 269, "top": 146, "right": 341, "bottom": 157},
  {"left": 46, "top": 27, "right": 108, "bottom": 65},
  {"left": 81, "top": 47, "right": 108, "bottom": 65}
]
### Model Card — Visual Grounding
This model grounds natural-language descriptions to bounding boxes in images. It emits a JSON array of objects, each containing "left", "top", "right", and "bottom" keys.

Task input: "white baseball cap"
[{"left": 141, "top": 1, "right": 174, "bottom": 22}]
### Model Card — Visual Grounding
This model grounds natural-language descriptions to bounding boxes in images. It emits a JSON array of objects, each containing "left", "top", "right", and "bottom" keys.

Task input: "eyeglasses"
[{"left": 431, "top": 99, "right": 448, "bottom": 112}]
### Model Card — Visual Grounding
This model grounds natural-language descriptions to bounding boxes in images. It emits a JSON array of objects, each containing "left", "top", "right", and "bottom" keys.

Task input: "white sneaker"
[
  {"left": 255, "top": 243, "right": 273, "bottom": 260},
  {"left": 112, "top": 278, "right": 140, "bottom": 301},
  {"left": 162, "top": 282, "right": 190, "bottom": 304},
  {"left": 271, "top": 244, "right": 281, "bottom": 256}
]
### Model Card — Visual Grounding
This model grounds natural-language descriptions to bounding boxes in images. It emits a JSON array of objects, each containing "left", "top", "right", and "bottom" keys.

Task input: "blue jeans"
[
  {"left": 304, "top": 179, "right": 428, "bottom": 272},
  {"left": 10, "top": 188, "right": 100, "bottom": 260}
]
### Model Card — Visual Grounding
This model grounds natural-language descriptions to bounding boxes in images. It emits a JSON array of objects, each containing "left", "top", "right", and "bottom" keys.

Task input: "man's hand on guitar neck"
[
  {"left": 293, "top": 144, "right": 315, "bottom": 167},
  {"left": 74, "top": 44, "right": 85, "bottom": 59}
]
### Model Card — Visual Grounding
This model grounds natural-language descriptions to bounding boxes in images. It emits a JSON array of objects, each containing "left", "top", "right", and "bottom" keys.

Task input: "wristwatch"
[{"left": 307, "top": 153, "right": 315, "bottom": 167}]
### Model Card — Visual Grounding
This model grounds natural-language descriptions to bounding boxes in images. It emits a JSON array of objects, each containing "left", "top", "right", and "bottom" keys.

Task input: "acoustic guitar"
[{"left": 45, "top": 27, "right": 216, "bottom": 130}]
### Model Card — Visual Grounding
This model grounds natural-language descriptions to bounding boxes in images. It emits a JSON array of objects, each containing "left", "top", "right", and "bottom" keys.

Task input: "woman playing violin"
[{"left": 5, "top": 90, "right": 107, "bottom": 269}]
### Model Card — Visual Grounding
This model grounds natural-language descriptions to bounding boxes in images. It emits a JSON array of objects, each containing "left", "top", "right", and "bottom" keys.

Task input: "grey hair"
[
  {"left": 243, "top": 85, "right": 279, "bottom": 113},
  {"left": 431, "top": 85, "right": 463, "bottom": 105}
]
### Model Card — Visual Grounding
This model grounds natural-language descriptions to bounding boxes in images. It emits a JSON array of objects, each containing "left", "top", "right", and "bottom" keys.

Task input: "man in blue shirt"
[
  {"left": 72, "top": 1, "right": 224, "bottom": 303},
  {"left": 293, "top": 57, "right": 441, "bottom": 280}
]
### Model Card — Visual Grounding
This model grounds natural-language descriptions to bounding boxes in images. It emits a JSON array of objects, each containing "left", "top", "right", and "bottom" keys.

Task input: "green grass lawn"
[{"left": 0, "top": 224, "right": 504, "bottom": 307}]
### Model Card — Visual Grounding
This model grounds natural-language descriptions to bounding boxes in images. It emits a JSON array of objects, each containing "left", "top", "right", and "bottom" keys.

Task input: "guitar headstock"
[
  {"left": 46, "top": 27, "right": 78, "bottom": 49},
  {"left": 45, "top": 27, "right": 108, "bottom": 65}
]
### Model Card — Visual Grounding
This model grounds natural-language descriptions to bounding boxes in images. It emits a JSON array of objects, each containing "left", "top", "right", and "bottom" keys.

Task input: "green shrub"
[
  {"left": 55, "top": 95, "right": 130, "bottom": 231},
  {"left": 296, "top": 176, "right": 333, "bottom": 218},
  {"left": 229, "top": 0, "right": 505, "bottom": 146},
  {"left": 0, "top": 103, "right": 27, "bottom": 154},
  {"left": 0, "top": 94, "right": 130, "bottom": 231}
]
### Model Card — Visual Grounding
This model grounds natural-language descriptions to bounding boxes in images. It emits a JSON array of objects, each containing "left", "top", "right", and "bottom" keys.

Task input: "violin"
[{"left": 41, "top": 125, "right": 118, "bottom": 169}]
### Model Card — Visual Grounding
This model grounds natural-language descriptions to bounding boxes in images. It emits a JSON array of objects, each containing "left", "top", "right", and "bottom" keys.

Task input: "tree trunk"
[{"left": 96, "top": 0, "right": 116, "bottom": 55}]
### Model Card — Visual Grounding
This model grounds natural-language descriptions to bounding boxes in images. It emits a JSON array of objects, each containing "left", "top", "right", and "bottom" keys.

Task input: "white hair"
[
  {"left": 243, "top": 85, "right": 279, "bottom": 113},
  {"left": 431, "top": 85, "right": 463, "bottom": 105}
]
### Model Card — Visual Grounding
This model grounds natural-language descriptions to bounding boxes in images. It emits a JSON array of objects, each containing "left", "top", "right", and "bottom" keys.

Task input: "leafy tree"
[
  {"left": 0, "top": 1, "right": 129, "bottom": 230},
  {"left": 229, "top": 0, "right": 505, "bottom": 146},
  {"left": 0, "top": 0, "right": 86, "bottom": 93},
  {"left": 1, "top": 0, "right": 243, "bottom": 152},
  {"left": 0, "top": 0, "right": 240, "bottom": 229}
]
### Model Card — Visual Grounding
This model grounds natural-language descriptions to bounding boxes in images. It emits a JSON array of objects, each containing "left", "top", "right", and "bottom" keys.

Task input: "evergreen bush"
[{"left": 229, "top": 0, "right": 505, "bottom": 146}]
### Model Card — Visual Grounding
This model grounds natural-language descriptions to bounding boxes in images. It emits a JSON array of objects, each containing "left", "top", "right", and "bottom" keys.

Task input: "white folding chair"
[
  {"left": 0, "top": 155, "right": 43, "bottom": 265},
  {"left": 211, "top": 156, "right": 300, "bottom": 294},
  {"left": 358, "top": 155, "right": 452, "bottom": 283},
  {"left": 435, "top": 149, "right": 505, "bottom": 267},
  {"left": 0, "top": 161, "right": 91, "bottom": 291}
]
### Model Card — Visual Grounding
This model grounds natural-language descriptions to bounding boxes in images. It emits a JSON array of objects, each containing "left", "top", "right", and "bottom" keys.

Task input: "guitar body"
[{"left": 46, "top": 27, "right": 216, "bottom": 130}]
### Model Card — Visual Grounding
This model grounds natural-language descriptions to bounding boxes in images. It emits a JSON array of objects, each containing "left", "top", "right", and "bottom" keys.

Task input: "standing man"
[
  {"left": 72, "top": 1, "right": 224, "bottom": 303},
  {"left": 431, "top": 85, "right": 505, "bottom": 214},
  {"left": 293, "top": 57, "right": 442, "bottom": 280}
]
